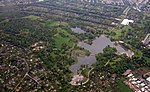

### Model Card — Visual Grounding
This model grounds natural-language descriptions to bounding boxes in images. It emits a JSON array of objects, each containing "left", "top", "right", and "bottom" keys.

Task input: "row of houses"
[{"left": 123, "top": 69, "right": 150, "bottom": 92}]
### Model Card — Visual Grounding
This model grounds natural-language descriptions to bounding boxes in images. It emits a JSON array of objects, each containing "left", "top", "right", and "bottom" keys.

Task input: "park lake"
[
  {"left": 69, "top": 35, "right": 133, "bottom": 74},
  {"left": 71, "top": 27, "right": 85, "bottom": 34}
]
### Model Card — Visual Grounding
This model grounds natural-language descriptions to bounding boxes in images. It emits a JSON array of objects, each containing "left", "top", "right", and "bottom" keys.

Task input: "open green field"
[
  {"left": 54, "top": 28, "right": 75, "bottom": 49},
  {"left": 113, "top": 30, "right": 122, "bottom": 39},
  {"left": 115, "top": 80, "right": 133, "bottom": 92},
  {"left": 131, "top": 49, "right": 142, "bottom": 58},
  {"left": 46, "top": 20, "right": 68, "bottom": 27},
  {"left": 55, "top": 34, "right": 72, "bottom": 48},
  {"left": 24, "top": 15, "right": 40, "bottom": 20},
  {"left": 110, "top": 25, "right": 133, "bottom": 39}
]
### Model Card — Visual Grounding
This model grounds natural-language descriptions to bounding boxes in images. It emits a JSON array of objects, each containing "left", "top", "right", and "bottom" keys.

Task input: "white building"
[
  {"left": 121, "top": 19, "right": 134, "bottom": 25},
  {"left": 38, "top": 0, "right": 44, "bottom": 2},
  {"left": 146, "top": 77, "right": 150, "bottom": 82}
]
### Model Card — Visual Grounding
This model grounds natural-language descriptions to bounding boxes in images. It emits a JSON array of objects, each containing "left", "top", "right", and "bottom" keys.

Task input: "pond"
[
  {"left": 69, "top": 35, "right": 133, "bottom": 74},
  {"left": 71, "top": 27, "right": 85, "bottom": 34}
]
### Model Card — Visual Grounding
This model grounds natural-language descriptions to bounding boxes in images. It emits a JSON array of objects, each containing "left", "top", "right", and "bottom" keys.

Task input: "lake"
[
  {"left": 71, "top": 27, "right": 85, "bottom": 34},
  {"left": 69, "top": 35, "right": 133, "bottom": 74}
]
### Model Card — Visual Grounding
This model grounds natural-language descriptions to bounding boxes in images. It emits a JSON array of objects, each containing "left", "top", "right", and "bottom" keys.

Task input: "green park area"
[
  {"left": 112, "top": 26, "right": 133, "bottom": 39},
  {"left": 46, "top": 20, "right": 68, "bottom": 27},
  {"left": 54, "top": 28, "right": 75, "bottom": 49},
  {"left": 24, "top": 15, "right": 40, "bottom": 20}
]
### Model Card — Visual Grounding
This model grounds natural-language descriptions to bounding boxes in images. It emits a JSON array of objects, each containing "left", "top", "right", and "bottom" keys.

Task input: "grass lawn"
[
  {"left": 50, "top": 52, "right": 57, "bottom": 58},
  {"left": 24, "top": 15, "right": 40, "bottom": 20},
  {"left": 46, "top": 20, "right": 68, "bottom": 27},
  {"left": 116, "top": 80, "right": 133, "bottom": 92},
  {"left": 55, "top": 34, "right": 72, "bottom": 48},
  {"left": 134, "top": 50, "right": 142, "bottom": 57},
  {"left": 114, "top": 30, "right": 122, "bottom": 38},
  {"left": 110, "top": 26, "right": 133, "bottom": 40},
  {"left": 54, "top": 28, "right": 75, "bottom": 49},
  {"left": 110, "top": 29, "right": 122, "bottom": 39}
]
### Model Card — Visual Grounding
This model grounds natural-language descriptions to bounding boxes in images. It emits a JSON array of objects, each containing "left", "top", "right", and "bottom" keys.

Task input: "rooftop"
[{"left": 121, "top": 19, "right": 134, "bottom": 25}]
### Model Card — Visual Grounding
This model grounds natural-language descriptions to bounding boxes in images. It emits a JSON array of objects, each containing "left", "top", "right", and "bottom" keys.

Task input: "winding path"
[{"left": 82, "top": 67, "right": 94, "bottom": 85}]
